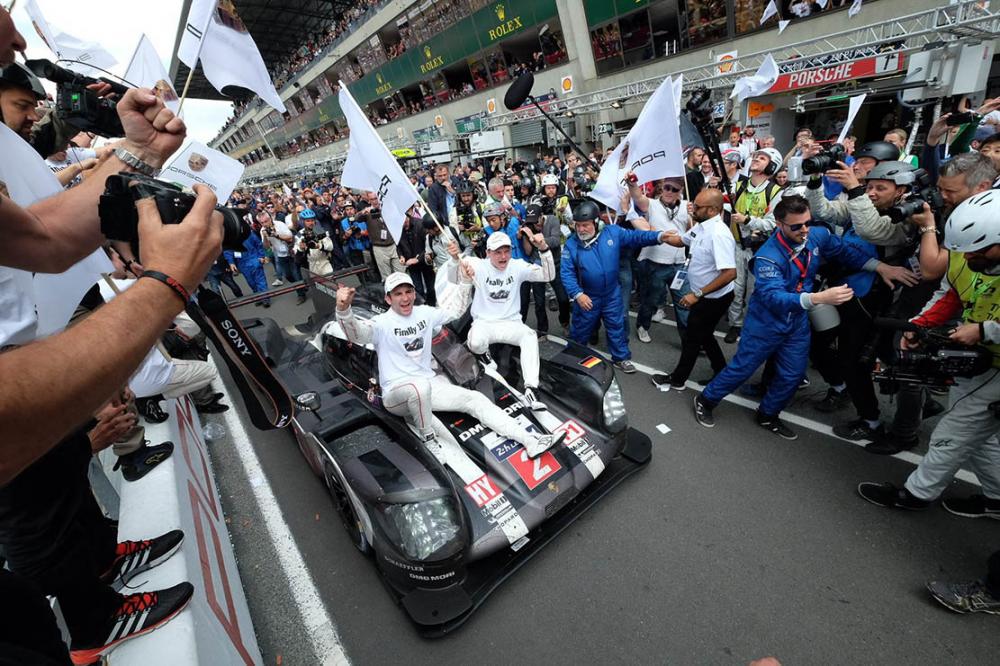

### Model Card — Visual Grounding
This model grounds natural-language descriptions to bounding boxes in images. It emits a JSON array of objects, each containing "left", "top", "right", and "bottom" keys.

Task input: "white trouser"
[
  {"left": 905, "top": 370, "right": 1000, "bottom": 500},
  {"left": 162, "top": 359, "right": 218, "bottom": 402},
  {"left": 372, "top": 244, "right": 401, "bottom": 281},
  {"left": 382, "top": 374, "right": 536, "bottom": 445},
  {"left": 727, "top": 247, "right": 754, "bottom": 328},
  {"left": 466, "top": 319, "right": 540, "bottom": 389}
]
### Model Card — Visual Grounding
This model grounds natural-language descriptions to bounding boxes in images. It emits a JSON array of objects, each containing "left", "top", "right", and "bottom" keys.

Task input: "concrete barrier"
[{"left": 98, "top": 395, "right": 262, "bottom": 665}]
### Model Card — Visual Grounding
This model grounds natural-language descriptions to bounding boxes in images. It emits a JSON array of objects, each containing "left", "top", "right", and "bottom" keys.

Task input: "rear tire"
[{"left": 324, "top": 462, "right": 371, "bottom": 555}]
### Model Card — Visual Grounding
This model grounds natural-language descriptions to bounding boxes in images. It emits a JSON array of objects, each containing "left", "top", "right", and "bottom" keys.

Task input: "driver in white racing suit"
[
  {"left": 446, "top": 229, "right": 556, "bottom": 410},
  {"left": 335, "top": 267, "right": 564, "bottom": 459}
]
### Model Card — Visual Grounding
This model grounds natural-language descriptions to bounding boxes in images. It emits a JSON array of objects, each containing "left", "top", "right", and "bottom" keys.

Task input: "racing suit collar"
[{"left": 580, "top": 228, "right": 602, "bottom": 248}]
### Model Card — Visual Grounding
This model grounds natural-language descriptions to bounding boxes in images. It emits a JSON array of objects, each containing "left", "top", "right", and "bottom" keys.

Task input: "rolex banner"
[
  {"left": 339, "top": 82, "right": 423, "bottom": 244},
  {"left": 177, "top": 0, "right": 285, "bottom": 112}
]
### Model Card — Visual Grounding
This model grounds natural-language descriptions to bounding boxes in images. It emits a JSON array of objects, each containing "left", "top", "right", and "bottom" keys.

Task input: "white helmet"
[
  {"left": 541, "top": 174, "right": 560, "bottom": 188},
  {"left": 944, "top": 189, "right": 1000, "bottom": 253},
  {"left": 755, "top": 147, "right": 783, "bottom": 174}
]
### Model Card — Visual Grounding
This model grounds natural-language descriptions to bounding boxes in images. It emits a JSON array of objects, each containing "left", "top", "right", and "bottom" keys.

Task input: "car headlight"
[
  {"left": 602, "top": 377, "right": 627, "bottom": 433},
  {"left": 384, "top": 498, "right": 462, "bottom": 561}
]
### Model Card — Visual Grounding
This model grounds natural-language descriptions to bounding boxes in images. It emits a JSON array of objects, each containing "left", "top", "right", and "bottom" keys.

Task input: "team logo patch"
[
  {"left": 187, "top": 153, "right": 209, "bottom": 172},
  {"left": 215, "top": 0, "right": 248, "bottom": 32}
]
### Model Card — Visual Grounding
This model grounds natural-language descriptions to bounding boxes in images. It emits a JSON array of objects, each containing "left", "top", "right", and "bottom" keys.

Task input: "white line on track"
[
  {"left": 219, "top": 382, "right": 351, "bottom": 665},
  {"left": 548, "top": 332, "right": 981, "bottom": 487}
]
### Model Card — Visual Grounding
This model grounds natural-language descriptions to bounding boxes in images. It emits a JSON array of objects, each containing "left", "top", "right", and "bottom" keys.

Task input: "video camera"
[
  {"left": 802, "top": 143, "right": 848, "bottom": 175},
  {"left": 872, "top": 318, "right": 994, "bottom": 391},
  {"left": 886, "top": 169, "right": 944, "bottom": 222},
  {"left": 26, "top": 59, "right": 128, "bottom": 138},
  {"left": 98, "top": 173, "right": 250, "bottom": 251}
]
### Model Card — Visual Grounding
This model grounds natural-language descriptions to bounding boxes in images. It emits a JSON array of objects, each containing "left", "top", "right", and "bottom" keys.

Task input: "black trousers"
[
  {"left": 0, "top": 569, "right": 71, "bottom": 665},
  {"left": 551, "top": 248, "right": 570, "bottom": 327},
  {"left": 0, "top": 431, "right": 121, "bottom": 646},
  {"left": 520, "top": 281, "right": 549, "bottom": 334},
  {"left": 671, "top": 291, "right": 734, "bottom": 384},
  {"left": 407, "top": 262, "right": 437, "bottom": 306}
]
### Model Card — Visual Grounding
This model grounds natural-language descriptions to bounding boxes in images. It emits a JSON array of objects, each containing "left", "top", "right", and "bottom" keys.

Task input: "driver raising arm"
[
  {"left": 335, "top": 267, "right": 565, "bottom": 459},
  {"left": 446, "top": 228, "right": 555, "bottom": 410}
]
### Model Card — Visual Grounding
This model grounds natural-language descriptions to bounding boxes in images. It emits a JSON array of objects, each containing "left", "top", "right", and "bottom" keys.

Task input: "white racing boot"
[
  {"left": 521, "top": 387, "right": 547, "bottom": 412},
  {"left": 523, "top": 432, "right": 567, "bottom": 459}
]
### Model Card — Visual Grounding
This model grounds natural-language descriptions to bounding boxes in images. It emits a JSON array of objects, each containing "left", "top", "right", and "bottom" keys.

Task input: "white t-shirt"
[
  {"left": 370, "top": 305, "right": 452, "bottom": 391},
  {"left": 467, "top": 257, "right": 540, "bottom": 322},
  {"left": 0, "top": 267, "right": 38, "bottom": 347},
  {"left": 266, "top": 220, "right": 294, "bottom": 257},
  {"left": 682, "top": 215, "right": 737, "bottom": 299},
  {"left": 636, "top": 198, "right": 687, "bottom": 265}
]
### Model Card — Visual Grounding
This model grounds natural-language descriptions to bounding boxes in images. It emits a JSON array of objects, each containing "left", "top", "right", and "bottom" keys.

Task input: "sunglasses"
[
  {"left": 782, "top": 219, "right": 813, "bottom": 232},
  {"left": 661, "top": 185, "right": 683, "bottom": 193}
]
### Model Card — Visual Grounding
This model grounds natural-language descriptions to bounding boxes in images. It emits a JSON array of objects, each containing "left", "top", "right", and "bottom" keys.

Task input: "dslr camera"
[
  {"left": 872, "top": 319, "right": 994, "bottom": 392},
  {"left": 802, "top": 143, "right": 848, "bottom": 175},
  {"left": 98, "top": 173, "right": 250, "bottom": 251},
  {"left": 887, "top": 169, "right": 944, "bottom": 222}
]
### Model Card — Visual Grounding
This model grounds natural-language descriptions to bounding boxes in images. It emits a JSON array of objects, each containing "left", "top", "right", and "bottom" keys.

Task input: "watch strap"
[{"left": 115, "top": 147, "right": 161, "bottom": 177}]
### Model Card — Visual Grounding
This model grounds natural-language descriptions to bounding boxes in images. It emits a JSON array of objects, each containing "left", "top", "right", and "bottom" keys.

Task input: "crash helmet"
[
  {"left": 943, "top": 189, "right": 1000, "bottom": 253},
  {"left": 541, "top": 173, "right": 560, "bottom": 188},
  {"left": 456, "top": 180, "right": 475, "bottom": 195},
  {"left": 299, "top": 208, "right": 316, "bottom": 219},
  {"left": 854, "top": 141, "right": 900, "bottom": 164},
  {"left": 864, "top": 161, "right": 919, "bottom": 186},
  {"left": 0, "top": 62, "right": 46, "bottom": 100},
  {"left": 754, "top": 147, "right": 783, "bottom": 175},
  {"left": 483, "top": 202, "right": 505, "bottom": 218},
  {"left": 572, "top": 199, "right": 601, "bottom": 223}
]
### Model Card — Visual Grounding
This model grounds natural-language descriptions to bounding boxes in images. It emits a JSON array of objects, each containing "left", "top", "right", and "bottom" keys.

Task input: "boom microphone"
[
  {"left": 25, "top": 58, "right": 129, "bottom": 96},
  {"left": 504, "top": 71, "right": 534, "bottom": 111}
]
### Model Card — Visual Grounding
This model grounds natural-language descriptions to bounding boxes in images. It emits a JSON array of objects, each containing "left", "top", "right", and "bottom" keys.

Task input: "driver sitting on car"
[
  {"left": 335, "top": 266, "right": 566, "bottom": 459},
  {"left": 445, "top": 230, "right": 555, "bottom": 411}
]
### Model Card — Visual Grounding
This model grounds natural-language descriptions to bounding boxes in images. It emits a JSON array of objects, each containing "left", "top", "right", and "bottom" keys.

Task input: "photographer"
[
  {"left": 858, "top": 190, "right": 1000, "bottom": 514},
  {"left": 532, "top": 173, "right": 573, "bottom": 227},
  {"left": 397, "top": 212, "right": 436, "bottom": 305},
  {"left": 295, "top": 208, "right": 336, "bottom": 276},
  {"left": 365, "top": 203, "right": 400, "bottom": 280},
  {"left": 260, "top": 207, "right": 307, "bottom": 304},
  {"left": 339, "top": 200, "right": 374, "bottom": 278},
  {"left": 0, "top": 61, "right": 45, "bottom": 141},
  {"left": 451, "top": 180, "right": 485, "bottom": 250}
]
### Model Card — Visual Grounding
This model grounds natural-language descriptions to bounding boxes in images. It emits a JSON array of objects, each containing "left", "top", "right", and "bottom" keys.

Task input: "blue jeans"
[
  {"left": 636, "top": 259, "right": 688, "bottom": 335},
  {"left": 274, "top": 255, "right": 306, "bottom": 296}
]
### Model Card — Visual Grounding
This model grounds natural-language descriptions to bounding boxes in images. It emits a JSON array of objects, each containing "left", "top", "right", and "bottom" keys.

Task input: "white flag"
[
  {"left": 760, "top": 0, "right": 779, "bottom": 24},
  {"left": 178, "top": 0, "right": 285, "bottom": 113},
  {"left": 0, "top": 124, "right": 112, "bottom": 340},
  {"left": 816, "top": 0, "right": 829, "bottom": 7},
  {"left": 836, "top": 94, "right": 867, "bottom": 145},
  {"left": 125, "top": 35, "right": 179, "bottom": 114},
  {"left": 24, "top": 0, "right": 118, "bottom": 76},
  {"left": 730, "top": 54, "right": 779, "bottom": 102},
  {"left": 339, "top": 82, "right": 423, "bottom": 243},
  {"left": 778, "top": 19, "right": 791, "bottom": 34},
  {"left": 848, "top": 0, "right": 863, "bottom": 16},
  {"left": 590, "top": 142, "right": 628, "bottom": 212},
  {"left": 161, "top": 141, "right": 245, "bottom": 201}
]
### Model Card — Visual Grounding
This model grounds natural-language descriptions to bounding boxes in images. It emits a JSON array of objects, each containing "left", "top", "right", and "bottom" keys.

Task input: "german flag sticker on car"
[{"left": 580, "top": 356, "right": 602, "bottom": 369}]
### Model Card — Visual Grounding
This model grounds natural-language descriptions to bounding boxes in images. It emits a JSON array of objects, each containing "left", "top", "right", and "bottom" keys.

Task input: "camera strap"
[{"left": 186, "top": 287, "right": 294, "bottom": 430}]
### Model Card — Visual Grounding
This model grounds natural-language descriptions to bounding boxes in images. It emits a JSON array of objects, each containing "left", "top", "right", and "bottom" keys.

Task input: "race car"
[{"left": 244, "top": 278, "right": 651, "bottom": 636}]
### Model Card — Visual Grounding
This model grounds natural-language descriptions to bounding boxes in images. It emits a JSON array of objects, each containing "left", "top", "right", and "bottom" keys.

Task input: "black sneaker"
[
  {"left": 136, "top": 397, "right": 168, "bottom": 424},
  {"left": 857, "top": 481, "right": 932, "bottom": 510},
  {"left": 756, "top": 412, "right": 797, "bottom": 440},
  {"left": 196, "top": 400, "right": 230, "bottom": 414},
  {"left": 724, "top": 326, "right": 741, "bottom": 344},
  {"left": 815, "top": 388, "right": 851, "bottom": 413},
  {"left": 100, "top": 529, "right": 184, "bottom": 590},
  {"left": 833, "top": 419, "right": 882, "bottom": 441},
  {"left": 942, "top": 494, "right": 1000, "bottom": 520},
  {"left": 70, "top": 582, "right": 194, "bottom": 665},
  {"left": 864, "top": 433, "right": 918, "bottom": 456},
  {"left": 798, "top": 376, "right": 810, "bottom": 389},
  {"left": 651, "top": 373, "right": 684, "bottom": 391},
  {"left": 926, "top": 579, "right": 1000, "bottom": 615},
  {"left": 613, "top": 360, "right": 637, "bottom": 374},
  {"left": 693, "top": 395, "right": 714, "bottom": 428},
  {"left": 113, "top": 441, "right": 174, "bottom": 482}
]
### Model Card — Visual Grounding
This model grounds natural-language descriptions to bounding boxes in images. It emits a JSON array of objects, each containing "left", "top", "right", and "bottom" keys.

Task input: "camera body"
[
  {"left": 99, "top": 173, "right": 250, "bottom": 251},
  {"left": 946, "top": 111, "right": 980, "bottom": 126},
  {"left": 873, "top": 323, "right": 994, "bottom": 392},
  {"left": 56, "top": 82, "right": 124, "bottom": 138},
  {"left": 802, "top": 143, "right": 848, "bottom": 175},
  {"left": 886, "top": 170, "right": 943, "bottom": 222}
]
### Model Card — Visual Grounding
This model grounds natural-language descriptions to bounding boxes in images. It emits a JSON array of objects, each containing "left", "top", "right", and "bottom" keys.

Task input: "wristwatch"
[
  {"left": 691, "top": 287, "right": 704, "bottom": 298},
  {"left": 114, "top": 147, "right": 161, "bottom": 177}
]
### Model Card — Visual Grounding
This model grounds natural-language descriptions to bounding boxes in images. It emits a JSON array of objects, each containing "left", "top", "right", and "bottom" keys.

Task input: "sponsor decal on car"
[
  {"left": 508, "top": 449, "right": 561, "bottom": 490},
  {"left": 580, "top": 356, "right": 602, "bottom": 368},
  {"left": 464, "top": 474, "right": 501, "bottom": 508},
  {"left": 553, "top": 418, "right": 605, "bottom": 479}
]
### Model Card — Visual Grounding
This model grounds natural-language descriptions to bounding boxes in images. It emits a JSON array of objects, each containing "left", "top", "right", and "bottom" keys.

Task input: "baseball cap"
[
  {"left": 524, "top": 203, "right": 543, "bottom": 223},
  {"left": 486, "top": 232, "right": 512, "bottom": 251},
  {"left": 384, "top": 272, "right": 415, "bottom": 294}
]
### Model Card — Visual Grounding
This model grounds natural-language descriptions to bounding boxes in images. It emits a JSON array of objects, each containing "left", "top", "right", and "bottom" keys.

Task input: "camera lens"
[{"left": 216, "top": 207, "right": 252, "bottom": 251}]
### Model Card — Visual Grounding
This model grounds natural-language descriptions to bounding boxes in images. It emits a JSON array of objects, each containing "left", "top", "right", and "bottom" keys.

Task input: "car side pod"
[{"left": 400, "top": 426, "right": 653, "bottom": 638}]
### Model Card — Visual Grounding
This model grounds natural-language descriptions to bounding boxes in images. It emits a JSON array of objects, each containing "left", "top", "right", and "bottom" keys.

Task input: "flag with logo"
[
  {"left": 25, "top": 0, "right": 118, "bottom": 76},
  {"left": 730, "top": 54, "right": 779, "bottom": 102},
  {"left": 125, "top": 35, "right": 180, "bottom": 113},
  {"left": 177, "top": 0, "right": 286, "bottom": 112},
  {"left": 160, "top": 141, "right": 245, "bottom": 201},
  {"left": 339, "top": 82, "right": 424, "bottom": 243},
  {"left": 0, "top": 124, "right": 112, "bottom": 339},
  {"left": 760, "top": 0, "right": 779, "bottom": 24}
]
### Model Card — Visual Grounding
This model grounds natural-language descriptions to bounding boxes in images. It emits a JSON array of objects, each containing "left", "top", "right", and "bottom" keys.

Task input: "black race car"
[{"left": 244, "top": 278, "right": 651, "bottom": 636}]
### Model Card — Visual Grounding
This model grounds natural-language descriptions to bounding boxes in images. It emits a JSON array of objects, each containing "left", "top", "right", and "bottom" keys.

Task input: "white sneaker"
[
  {"left": 522, "top": 388, "right": 547, "bottom": 411},
  {"left": 422, "top": 433, "right": 446, "bottom": 462},
  {"left": 271, "top": 278, "right": 284, "bottom": 287},
  {"left": 524, "top": 432, "right": 566, "bottom": 458},
  {"left": 651, "top": 308, "right": 667, "bottom": 323},
  {"left": 637, "top": 327, "right": 651, "bottom": 343}
]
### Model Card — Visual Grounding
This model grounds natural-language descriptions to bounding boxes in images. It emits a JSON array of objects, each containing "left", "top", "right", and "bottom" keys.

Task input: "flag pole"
[
  {"left": 174, "top": 7, "right": 214, "bottom": 117},
  {"left": 176, "top": 65, "right": 197, "bottom": 116}
]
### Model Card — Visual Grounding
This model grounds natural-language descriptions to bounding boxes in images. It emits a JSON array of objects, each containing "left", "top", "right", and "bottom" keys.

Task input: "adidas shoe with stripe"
[{"left": 100, "top": 530, "right": 184, "bottom": 591}]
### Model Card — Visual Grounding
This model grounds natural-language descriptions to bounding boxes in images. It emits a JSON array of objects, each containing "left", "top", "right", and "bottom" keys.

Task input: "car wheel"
[{"left": 324, "top": 462, "right": 371, "bottom": 555}]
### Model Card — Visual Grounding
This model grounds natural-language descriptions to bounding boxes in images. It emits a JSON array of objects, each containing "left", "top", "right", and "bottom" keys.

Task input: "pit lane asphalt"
[{"left": 204, "top": 277, "right": 1000, "bottom": 665}]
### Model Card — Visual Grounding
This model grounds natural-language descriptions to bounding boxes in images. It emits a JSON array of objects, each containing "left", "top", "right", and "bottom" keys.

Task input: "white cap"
[
  {"left": 384, "top": 272, "right": 415, "bottom": 294},
  {"left": 486, "top": 232, "right": 512, "bottom": 251}
]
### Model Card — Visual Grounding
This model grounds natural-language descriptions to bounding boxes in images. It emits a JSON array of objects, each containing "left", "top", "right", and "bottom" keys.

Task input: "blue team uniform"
[
  {"left": 702, "top": 226, "right": 874, "bottom": 416},
  {"left": 483, "top": 217, "right": 525, "bottom": 260},
  {"left": 224, "top": 231, "right": 269, "bottom": 300},
  {"left": 561, "top": 224, "right": 663, "bottom": 362}
]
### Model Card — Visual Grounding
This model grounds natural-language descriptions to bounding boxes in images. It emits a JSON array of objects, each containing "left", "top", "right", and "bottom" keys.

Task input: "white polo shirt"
[
  {"left": 682, "top": 214, "right": 737, "bottom": 299},
  {"left": 635, "top": 198, "right": 688, "bottom": 265}
]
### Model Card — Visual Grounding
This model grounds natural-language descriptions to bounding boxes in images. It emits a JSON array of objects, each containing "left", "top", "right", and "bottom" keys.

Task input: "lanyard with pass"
[{"left": 775, "top": 233, "right": 811, "bottom": 293}]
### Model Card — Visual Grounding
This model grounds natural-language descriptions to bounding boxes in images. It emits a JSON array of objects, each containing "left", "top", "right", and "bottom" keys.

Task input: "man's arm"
[
  {"left": 0, "top": 185, "right": 221, "bottom": 484},
  {"left": 334, "top": 286, "right": 375, "bottom": 345},
  {"left": 804, "top": 177, "right": 850, "bottom": 226},
  {"left": 522, "top": 249, "right": 556, "bottom": 283},
  {"left": 560, "top": 242, "right": 583, "bottom": 300},
  {"left": 626, "top": 174, "right": 650, "bottom": 214},
  {"left": 435, "top": 266, "right": 474, "bottom": 324}
]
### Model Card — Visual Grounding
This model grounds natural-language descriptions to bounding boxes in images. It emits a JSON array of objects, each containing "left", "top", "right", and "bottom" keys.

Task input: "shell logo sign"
[
  {"left": 748, "top": 101, "right": 774, "bottom": 118},
  {"left": 715, "top": 50, "right": 738, "bottom": 75},
  {"left": 561, "top": 75, "right": 573, "bottom": 94},
  {"left": 486, "top": 98, "right": 497, "bottom": 114}
]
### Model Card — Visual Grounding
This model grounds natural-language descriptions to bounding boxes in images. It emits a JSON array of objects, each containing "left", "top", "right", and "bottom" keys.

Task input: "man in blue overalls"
[
  {"left": 561, "top": 199, "right": 675, "bottom": 374},
  {"left": 225, "top": 224, "right": 270, "bottom": 308},
  {"left": 692, "top": 194, "right": 898, "bottom": 439}
]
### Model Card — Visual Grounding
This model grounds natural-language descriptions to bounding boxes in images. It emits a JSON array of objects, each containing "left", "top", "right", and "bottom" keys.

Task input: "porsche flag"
[
  {"left": 160, "top": 140, "right": 245, "bottom": 201},
  {"left": 25, "top": 0, "right": 118, "bottom": 76},
  {"left": 177, "top": 0, "right": 285, "bottom": 112},
  {"left": 125, "top": 35, "right": 179, "bottom": 113},
  {"left": 339, "top": 82, "right": 422, "bottom": 244}
]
